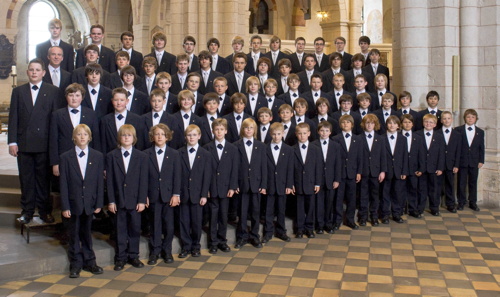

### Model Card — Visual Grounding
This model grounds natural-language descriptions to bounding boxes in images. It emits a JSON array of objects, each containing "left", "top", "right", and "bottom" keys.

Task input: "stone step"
[
  {"left": 0, "top": 216, "right": 295, "bottom": 282},
  {"left": 0, "top": 174, "right": 20, "bottom": 189}
]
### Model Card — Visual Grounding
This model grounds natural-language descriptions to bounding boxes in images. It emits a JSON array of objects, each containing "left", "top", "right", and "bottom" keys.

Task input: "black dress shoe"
[
  {"left": 218, "top": 243, "right": 231, "bottom": 252},
  {"left": 295, "top": 231, "right": 303, "bottom": 238},
  {"left": 261, "top": 236, "right": 272, "bottom": 244},
  {"left": 305, "top": 230, "right": 315, "bottom": 238},
  {"left": 250, "top": 239, "right": 262, "bottom": 248},
  {"left": 191, "top": 249, "right": 201, "bottom": 257},
  {"left": 393, "top": 217, "right": 404, "bottom": 224},
  {"left": 324, "top": 227, "right": 335, "bottom": 234},
  {"left": 17, "top": 215, "right": 32, "bottom": 224},
  {"left": 83, "top": 265, "right": 103, "bottom": 274},
  {"left": 40, "top": 214, "right": 55, "bottom": 224},
  {"left": 333, "top": 223, "right": 341, "bottom": 230},
  {"left": 430, "top": 210, "right": 440, "bottom": 216},
  {"left": 370, "top": 219, "right": 379, "bottom": 226},
  {"left": 128, "top": 258, "right": 144, "bottom": 268},
  {"left": 163, "top": 254, "right": 174, "bottom": 263},
  {"left": 276, "top": 233, "right": 291, "bottom": 242},
  {"left": 359, "top": 219, "right": 367, "bottom": 227},
  {"left": 457, "top": 204, "right": 464, "bottom": 211},
  {"left": 114, "top": 261, "right": 125, "bottom": 271},
  {"left": 316, "top": 229, "right": 324, "bottom": 234},
  {"left": 381, "top": 218, "right": 390, "bottom": 224},
  {"left": 447, "top": 207, "right": 457, "bottom": 213},
  {"left": 178, "top": 250, "right": 189, "bottom": 258},
  {"left": 209, "top": 246, "right": 218, "bottom": 254},
  {"left": 234, "top": 239, "right": 247, "bottom": 249},
  {"left": 147, "top": 254, "right": 159, "bottom": 265},
  {"left": 346, "top": 222, "right": 359, "bottom": 230},
  {"left": 469, "top": 204, "right": 480, "bottom": 211},
  {"left": 409, "top": 211, "right": 419, "bottom": 218},
  {"left": 69, "top": 267, "right": 81, "bottom": 278}
]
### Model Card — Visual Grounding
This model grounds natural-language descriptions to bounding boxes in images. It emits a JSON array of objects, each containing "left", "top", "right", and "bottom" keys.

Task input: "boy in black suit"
[
  {"left": 121, "top": 65, "right": 150, "bottom": 115},
  {"left": 332, "top": 95, "right": 362, "bottom": 135},
  {"left": 145, "top": 124, "right": 181, "bottom": 265},
  {"left": 213, "top": 77, "right": 232, "bottom": 116},
  {"left": 185, "top": 72, "right": 205, "bottom": 116},
  {"left": 107, "top": 124, "right": 148, "bottom": 271},
  {"left": 204, "top": 119, "right": 239, "bottom": 253},
  {"left": 353, "top": 74, "right": 377, "bottom": 110},
  {"left": 278, "top": 104, "right": 297, "bottom": 146},
  {"left": 312, "top": 97, "right": 340, "bottom": 138},
  {"left": 436, "top": 111, "right": 462, "bottom": 213},
  {"left": 373, "top": 74, "right": 397, "bottom": 111},
  {"left": 142, "top": 89, "right": 173, "bottom": 148},
  {"left": 155, "top": 72, "right": 177, "bottom": 114},
  {"left": 356, "top": 93, "right": 372, "bottom": 119},
  {"left": 290, "top": 37, "right": 306, "bottom": 74},
  {"left": 263, "top": 123, "right": 293, "bottom": 243},
  {"left": 178, "top": 124, "right": 211, "bottom": 258},
  {"left": 223, "top": 93, "right": 252, "bottom": 143},
  {"left": 207, "top": 38, "right": 231, "bottom": 75},
  {"left": 321, "top": 52, "right": 349, "bottom": 93},
  {"left": 146, "top": 32, "right": 177, "bottom": 75},
  {"left": 169, "top": 90, "right": 202, "bottom": 149},
  {"left": 302, "top": 74, "right": 331, "bottom": 118},
  {"left": 60, "top": 124, "right": 104, "bottom": 278},
  {"left": 345, "top": 54, "right": 373, "bottom": 93},
  {"left": 296, "top": 54, "right": 318, "bottom": 93},
  {"left": 100, "top": 88, "right": 144, "bottom": 153},
  {"left": 398, "top": 91, "right": 419, "bottom": 123},
  {"left": 264, "top": 78, "right": 285, "bottom": 121},
  {"left": 257, "top": 107, "right": 273, "bottom": 144},
  {"left": 169, "top": 54, "right": 190, "bottom": 95},
  {"left": 358, "top": 36, "right": 372, "bottom": 66},
  {"left": 326, "top": 73, "right": 353, "bottom": 113},
  {"left": 293, "top": 98, "right": 317, "bottom": 141},
  {"left": 335, "top": 36, "right": 353, "bottom": 71},
  {"left": 198, "top": 50, "right": 223, "bottom": 95},
  {"left": 245, "top": 76, "right": 267, "bottom": 118},
  {"left": 312, "top": 121, "right": 341, "bottom": 234},
  {"left": 234, "top": 118, "right": 267, "bottom": 249},
  {"left": 36, "top": 18, "right": 74, "bottom": 73},
  {"left": 264, "top": 35, "right": 287, "bottom": 77},
  {"left": 292, "top": 123, "right": 322, "bottom": 238},
  {"left": 224, "top": 53, "right": 251, "bottom": 96},
  {"left": 199, "top": 93, "right": 220, "bottom": 145},
  {"left": 276, "top": 58, "right": 292, "bottom": 96},
  {"left": 381, "top": 116, "right": 409, "bottom": 223},
  {"left": 76, "top": 24, "right": 116, "bottom": 73},
  {"left": 138, "top": 57, "right": 158, "bottom": 95},
  {"left": 82, "top": 64, "right": 113, "bottom": 121},
  {"left": 372, "top": 93, "right": 400, "bottom": 134},
  {"left": 246, "top": 35, "right": 263, "bottom": 76},
  {"left": 416, "top": 114, "right": 445, "bottom": 216},
  {"left": 225, "top": 36, "right": 245, "bottom": 71},
  {"left": 457, "top": 109, "right": 484, "bottom": 211},
  {"left": 9, "top": 58, "right": 60, "bottom": 224},
  {"left": 72, "top": 45, "right": 111, "bottom": 88},
  {"left": 415, "top": 90, "right": 443, "bottom": 130},
  {"left": 333, "top": 115, "right": 363, "bottom": 230},
  {"left": 183, "top": 35, "right": 199, "bottom": 73},
  {"left": 279, "top": 74, "right": 302, "bottom": 107},
  {"left": 313, "top": 37, "right": 330, "bottom": 73},
  {"left": 363, "top": 49, "right": 390, "bottom": 91},
  {"left": 118, "top": 31, "right": 144, "bottom": 77},
  {"left": 109, "top": 51, "right": 142, "bottom": 90},
  {"left": 400, "top": 114, "right": 425, "bottom": 218},
  {"left": 50, "top": 83, "right": 100, "bottom": 176},
  {"left": 358, "top": 115, "right": 387, "bottom": 226}
]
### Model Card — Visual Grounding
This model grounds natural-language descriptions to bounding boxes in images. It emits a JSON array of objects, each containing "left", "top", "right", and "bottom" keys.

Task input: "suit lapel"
[
  {"left": 294, "top": 145, "right": 303, "bottom": 164},
  {"left": 180, "top": 148, "right": 190, "bottom": 169},
  {"left": 21, "top": 85, "right": 34, "bottom": 113},
  {"left": 149, "top": 149, "right": 160, "bottom": 173},
  {"left": 115, "top": 150, "right": 126, "bottom": 175},
  {"left": 69, "top": 151, "right": 83, "bottom": 180},
  {"left": 62, "top": 109, "right": 74, "bottom": 129}
]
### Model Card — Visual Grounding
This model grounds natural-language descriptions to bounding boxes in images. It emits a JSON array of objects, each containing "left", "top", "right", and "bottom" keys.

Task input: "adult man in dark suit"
[
  {"left": 321, "top": 53, "right": 350, "bottom": 93},
  {"left": 42, "top": 46, "right": 72, "bottom": 107},
  {"left": 358, "top": 36, "right": 372, "bottom": 66},
  {"left": 197, "top": 51, "right": 223, "bottom": 95},
  {"left": 75, "top": 24, "right": 116, "bottom": 73},
  {"left": 313, "top": 37, "right": 330, "bottom": 73},
  {"left": 145, "top": 32, "right": 177, "bottom": 75},
  {"left": 8, "top": 59, "right": 59, "bottom": 224},
  {"left": 224, "top": 53, "right": 251, "bottom": 96},
  {"left": 169, "top": 54, "right": 191, "bottom": 95},
  {"left": 183, "top": 36, "right": 200, "bottom": 73},
  {"left": 118, "top": 31, "right": 144, "bottom": 77},
  {"left": 289, "top": 37, "right": 306, "bottom": 74},
  {"left": 36, "top": 18, "right": 74, "bottom": 73},
  {"left": 264, "top": 36, "right": 288, "bottom": 77},
  {"left": 334, "top": 36, "right": 353, "bottom": 71},
  {"left": 207, "top": 38, "right": 231, "bottom": 75},
  {"left": 362, "top": 49, "right": 391, "bottom": 91},
  {"left": 246, "top": 35, "right": 263, "bottom": 76}
]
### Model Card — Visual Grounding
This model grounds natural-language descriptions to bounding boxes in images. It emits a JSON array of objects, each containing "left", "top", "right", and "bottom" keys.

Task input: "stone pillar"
[{"left": 348, "top": 0, "right": 363, "bottom": 54}]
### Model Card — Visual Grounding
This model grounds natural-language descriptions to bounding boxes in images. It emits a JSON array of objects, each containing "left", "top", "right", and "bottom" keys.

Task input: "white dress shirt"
[
  {"left": 121, "top": 147, "right": 132, "bottom": 173},
  {"left": 76, "top": 146, "right": 88, "bottom": 178}
]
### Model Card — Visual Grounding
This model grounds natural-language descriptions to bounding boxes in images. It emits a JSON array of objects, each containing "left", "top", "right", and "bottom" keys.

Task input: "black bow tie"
[
  {"left": 367, "top": 134, "right": 372, "bottom": 138},
  {"left": 268, "top": 98, "right": 272, "bottom": 102},
  {"left": 78, "top": 151, "right": 85, "bottom": 158},
  {"left": 385, "top": 112, "right": 389, "bottom": 116},
  {"left": 117, "top": 114, "right": 124, "bottom": 120},
  {"left": 123, "top": 151, "right": 130, "bottom": 158},
  {"left": 157, "top": 149, "right": 163, "bottom": 155},
  {"left": 127, "top": 91, "right": 131, "bottom": 97},
  {"left": 210, "top": 116, "right": 215, "bottom": 121},
  {"left": 189, "top": 147, "right": 196, "bottom": 153},
  {"left": 91, "top": 89, "right": 97, "bottom": 95},
  {"left": 426, "top": 132, "right": 431, "bottom": 136},
  {"left": 430, "top": 110, "right": 436, "bottom": 115},
  {"left": 314, "top": 92, "right": 319, "bottom": 97},
  {"left": 217, "top": 144, "right": 223, "bottom": 150},
  {"left": 322, "top": 140, "right": 327, "bottom": 145},
  {"left": 301, "top": 144, "right": 307, "bottom": 149},
  {"left": 403, "top": 110, "right": 408, "bottom": 114},
  {"left": 390, "top": 135, "right": 395, "bottom": 140},
  {"left": 183, "top": 113, "right": 189, "bottom": 119},
  {"left": 468, "top": 127, "right": 473, "bottom": 131},
  {"left": 219, "top": 96, "right": 223, "bottom": 101},
  {"left": 362, "top": 111, "right": 366, "bottom": 116},
  {"left": 71, "top": 109, "right": 79, "bottom": 114},
  {"left": 293, "top": 93, "right": 297, "bottom": 97},
  {"left": 379, "top": 92, "right": 383, "bottom": 96},
  {"left": 236, "top": 115, "right": 242, "bottom": 121},
  {"left": 405, "top": 132, "right": 410, "bottom": 137},
  {"left": 32, "top": 85, "right": 39, "bottom": 91},
  {"left": 262, "top": 127, "right": 267, "bottom": 131},
  {"left": 246, "top": 140, "right": 252, "bottom": 146},
  {"left": 274, "top": 145, "right": 279, "bottom": 150},
  {"left": 154, "top": 113, "right": 159, "bottom": 119},
  {"left": 345, "top": 133, "right": 350, "bottom": 138},
  {"left": 445, "top": 129, "right": 450, "bottom": 134},
  {"left": 284, "top": 125, "right": 288, "bottom": 130}
]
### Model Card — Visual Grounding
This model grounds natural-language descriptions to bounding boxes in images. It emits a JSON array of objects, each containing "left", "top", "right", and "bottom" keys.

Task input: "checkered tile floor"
[{"left": 1, "top": 208, "right": 500, "bottom": 297}]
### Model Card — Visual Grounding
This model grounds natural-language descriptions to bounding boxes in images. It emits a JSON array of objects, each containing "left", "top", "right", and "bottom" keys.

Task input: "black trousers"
[
  {"left": 115, "top": 208, "right": 141, "bottom": 262},
  {"left": 457, "top": 166, "right": 479, "bottom": 206},
  {"left": 264, "top": 194, "right": 287, "bottom": 237},
  {"left": 209, "top": 196, "right": 229, "bottom": 247},
  {"left": 148, "top": 202, "right": 175, "bottom": 256},
  {"left": 179, "top": 201, "right": 203, "bottom": 251},
  {"left": 17, "top": 152, "right": 51, "bottom": 217},
  {"left": 68, "top": 212, "right": 96, "bottom": 269}
]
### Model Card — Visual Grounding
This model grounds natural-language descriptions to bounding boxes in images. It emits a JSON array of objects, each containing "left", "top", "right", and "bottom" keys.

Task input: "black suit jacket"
[
  {"left": 314, "top": 54, "right": 330, "bottom": 73},
  {"left": 8, "top": 82, "right": 59, "bottom": 152},
  {"left": 300, "top": 90, "right": 332, "bottom": 119},
  {"left": 278, "top": 91, "right": 301, "bottom": 107},
  {"left": 59, "top": 148, "right": 104, "bottom": 215},
  {"left": 333, "top": 133, "right": 363, "bottom": 179},
  {"left": 145, "top": 146, "right": 181, "bottom": 204},
  {"left": 372, "top": 109, "right": 401, "bottom": 134},
  {"left": 282, "top": 121, "right": 297, "bottom": 146},
  {"left": 42, "top": 68, "right": 72, "bottom": 107},
  {"left": 383, "top": 133, "right": 409, "bottom": 179},
  {"left": 321, "top": 68, "right": 350, "bottom": 93},
  {"left": 245, "top": 52, "right": 262, "bottom": 76},
  {"left": 199, "top": 115, "right": 215, "bottom": 146},
  {"left": 405, "top": 132, "right": 425, "bottom": 175},
  {"left": 362, "top": 64, "right": 390, "bottom": 91},
  {"left": 398, "top": 109, "right": 419, "bottom": 129},
  {"left": 99, "top": 111, "right": 145, "bottom": 153},
  {"left": 179, "top": 146, "right": 211, "bottom": 203},
  {"left": 106, "top": 148, "right": 148, "bottom": 209},
  {"left": 136, "top": 74, "right": 158, "bottom": 95},
  {"left": 188, "top": 55, "right": 200, "bottom": 73},
  {"left": 326, "top": 90, "right": 356, "bottom": 113},
  {"left": 245, "top": 93, "right": 267, "bottom": 119},
  {"left": 371, "top": 91, "right": 398, "bottom": 111},
  {"left": 124, "top": 49, "right": 144, "bottom": 77},
  {"left": 145, "top": 51, "right": 177, "bottom": 75},
  {"left": 213, "top": 54, "right": 231, "bottom": 74},
  {"left": 142, "top": 111, "right": 174, "bottom": 148},
  {"left": 344, "top": 69, "right": 373, "bottom": 93},
  {"left": 223, "top": 112, "right": 252, "bottom": 143},
  {"left": 71, "top": 66, "right": 111, "bottom": 88},
  {"left": 82, "top": 84, "right": 113, "bottom": 121},
  {"left": 415, "top": 130, "right": 445, "bottom": 173},
  {"left": 217, "top": 94, "right": 232, "bottom": 116},
  {"left": 311, "top": 116, "right": 341, "bottom": 138},
  {"left": 49, "top": 106, "right": 100, "bottom": 165},
  {"left": 164, "top": 92, "right": 179, "bottom": 114},
  {"left": 169, "top": 74, "right": 187, "bottom": 95},
  {"left": 266, "top": 143, "right": 294, "bottom": 195},
  {"left": 204, "top": 141, "right": 239, "bottom": 197},
  {"left": 289, "top": 52, "right": 306, "bottom": 74},
  {"left": 169, "top": 112, "right": 201, "bottom": 149},
  {"left": 340, "top": 52, "right": 353, "bottom": 71},
  {"left": 198, "top": 69, "right": 223, "bottom": 95},
  {"left": 312, "top": 140, "right": 342, "bottom": 189},
  {"left": 292, "top": 143, "right": 322, "bottom": 195},
  {"left": 415, "top": 109, "right": 443, "bottom": 131},
  {"left": 297, "top": 70, "right": 320, "bottom": 93},
  {"left": 360, "top": 133, "right": 387, "bottom": 177},
  {"left": 257, "top": 125, "right": 272, "bottom": 144},
  {"left": 436, "top": 128, "right": 462, "bottom": 170},
  {"left": 36, "top": 40, "right": 75, "bottom": 72},
  {"left": 264, "top": 51, "right": 288, "bottom": 77},
  {"left": 128, "top": 89, "right": 151, "bottom": 115},
  {"left": 456, "top": 125, "right": 485, "bottom": 167},
  {"left": 332, "top": 111, "right": 362, "bottom": 135},
  {"left": 76, "top": 45, "right": 116, "bottom": 73},
  {"left": 224, "top": 71, "right": 251, "bottom": 96},
  {"left": 235, "top": 138, "right": 268, "bottom": 193},
  {"left": 225, "top": 53, "right": 235, "bottom": 72}
]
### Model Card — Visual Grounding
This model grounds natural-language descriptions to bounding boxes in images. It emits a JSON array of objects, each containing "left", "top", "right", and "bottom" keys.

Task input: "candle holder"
[{"left": 11, "top": 73, "right": 17, "bottom": 89}]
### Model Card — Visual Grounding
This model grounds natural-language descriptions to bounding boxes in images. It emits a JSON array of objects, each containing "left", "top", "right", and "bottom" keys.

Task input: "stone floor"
[{"left": 1, "top": 207, "right": 500, "bottom": 297}]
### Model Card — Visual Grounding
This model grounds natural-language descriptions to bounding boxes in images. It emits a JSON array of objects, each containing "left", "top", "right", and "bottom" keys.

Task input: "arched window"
[{"left": 28, "top": 1, "right": 59, "bottom": 60}]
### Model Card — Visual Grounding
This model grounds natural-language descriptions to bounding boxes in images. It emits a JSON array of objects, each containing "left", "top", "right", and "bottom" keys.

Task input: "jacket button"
[
  {"left": 124, "top": 184, "right": 127, "bottom": 187},
  {"left": 159, "top": 178, "right": 161, "bottom": 181},
  {"left": 83, "top": 186, "right": 85, "bottom": 189},
  {"left": 189, "top": 178, "right": 192, "bottom": 181},
  {"left": 249, "top": 168, "right": 251, "bottom": 171},
  {"left": 217, "top": 173, "right": 220, "bottom": 175}
]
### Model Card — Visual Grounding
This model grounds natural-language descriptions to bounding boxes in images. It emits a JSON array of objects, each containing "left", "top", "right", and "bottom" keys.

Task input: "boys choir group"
[{"left": 8, "top": 19, "right": 485, "bottom": 278}]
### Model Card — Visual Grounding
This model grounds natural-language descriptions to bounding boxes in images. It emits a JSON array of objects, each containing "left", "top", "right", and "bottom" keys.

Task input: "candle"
[{"left": 11, "top": 65, "right": 16, "bottom": 75}]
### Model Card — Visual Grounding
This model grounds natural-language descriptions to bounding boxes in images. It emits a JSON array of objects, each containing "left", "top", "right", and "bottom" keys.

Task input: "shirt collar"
[
  {"left": 299, "top": 140, "right": 309, "bottom": 147},
  {"left": 30, "top": 82, "right": 42, "bottom": 89},
  {"left": 233, "top": 112, "right": 243, "bottom": 118},
  {"left": 121, "top": 147, "right": 132, "bottom": 155},
  {"left": 75, "top": 146, "right": 88, "bottom": 155},
  {"left": 365, "top": 131, "right": 373, "bottom": 137},
  {"left": 215, "top": 139, "right": 226, "bottom": 147},
  {"left": 187, "top": 144, "right": 199, "bottom": 151},
  {"left": 342, "top": 131, "right": 352, "bottom": 137},
  {"left": 155, "top": 50, "right": 164, "bottom": 56},
  {"left": 243, "top": 137, "right": 253, "bottom": 143},
  {"left": 181, "top": 110, "right": 191, "bottom": 117},
  {"left": 115, "top": 110, "right": 127, "bottom": 117},
  {"left": 68, "top": 106, "right": 81, "bottom": 113},
  {"left": 155, "top": 145, "right": 166, "bottom": 153},
  {"left": 48, "top": 65, "right": 60, "bottom": 72}
]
